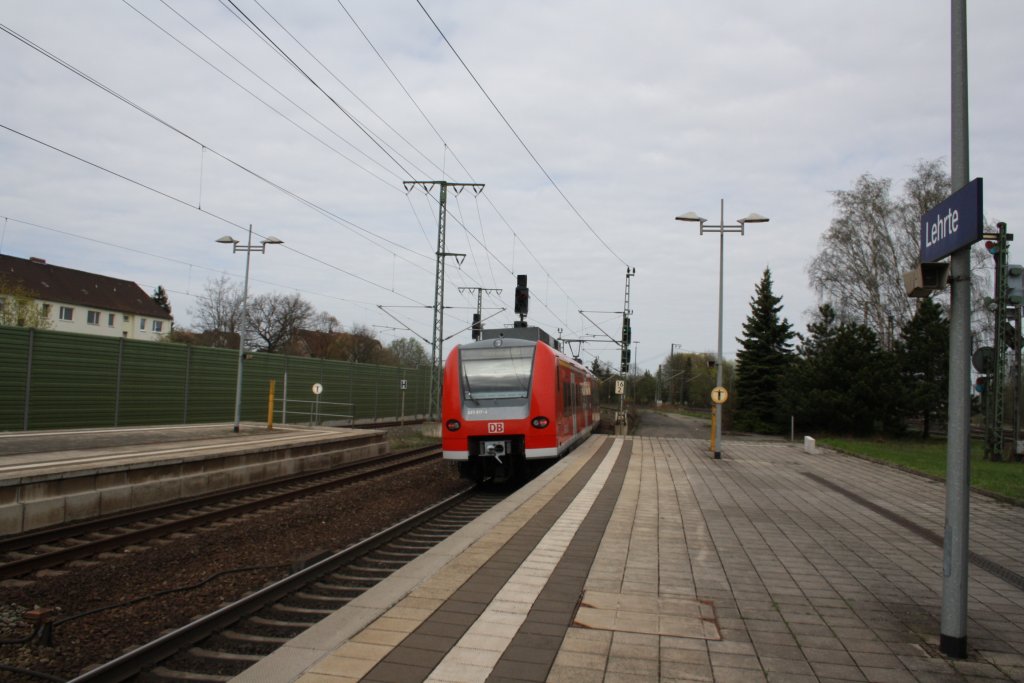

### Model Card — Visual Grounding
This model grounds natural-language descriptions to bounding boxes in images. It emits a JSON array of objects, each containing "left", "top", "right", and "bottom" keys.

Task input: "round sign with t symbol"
[{"left": 710, "top": 386, "right": 729, "bottom": 404}]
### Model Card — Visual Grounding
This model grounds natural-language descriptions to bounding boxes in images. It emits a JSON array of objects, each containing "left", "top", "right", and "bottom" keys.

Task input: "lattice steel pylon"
[{"left": 405, "top": 180, "right": 484, "bottom": 421}]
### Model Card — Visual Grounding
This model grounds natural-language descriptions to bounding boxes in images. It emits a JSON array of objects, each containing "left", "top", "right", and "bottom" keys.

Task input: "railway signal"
[{"left": 514, "top": 274, "right": 529, "bottom": 326}]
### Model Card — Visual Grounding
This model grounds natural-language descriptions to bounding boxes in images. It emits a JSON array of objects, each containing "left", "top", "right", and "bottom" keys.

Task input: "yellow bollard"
[{"left": 267, "top": 379, "right": 276, "bottom": 430}]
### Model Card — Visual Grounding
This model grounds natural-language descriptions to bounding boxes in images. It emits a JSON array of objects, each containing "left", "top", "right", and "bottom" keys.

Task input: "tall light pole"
[
  {"left": 217, "top": 226, "right": 283, "bottom": 433},
  {"left": 677, "top": 201, "right": 768, "bottom": 458},
  {"left": 669, "top": 342, "right": 682, "bottom": 405}
]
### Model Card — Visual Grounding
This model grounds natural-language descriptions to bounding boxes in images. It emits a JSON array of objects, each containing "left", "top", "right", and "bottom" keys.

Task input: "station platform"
[
  {"left": 236, "top": 434, "right": 1024, "bottom": 682},
  {"left": 0, "top": 424, "right": 387, "bottom": 534}
]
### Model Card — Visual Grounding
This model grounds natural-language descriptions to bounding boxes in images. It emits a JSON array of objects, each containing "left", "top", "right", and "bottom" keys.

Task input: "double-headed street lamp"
[
  {"left": 676, "top": 200, "right": 768, "bottom": 459},
  {"left": 217, "top": 225, "right": 283, "bottom": 433}
]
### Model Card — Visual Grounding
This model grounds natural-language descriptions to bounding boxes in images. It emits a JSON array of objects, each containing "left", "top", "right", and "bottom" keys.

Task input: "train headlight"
[
  {"left": 531, "top": 416, "right": 549, "bottom": 429},
  {"left": 445, "top": 419, "right": 461, "bottom": 431}
]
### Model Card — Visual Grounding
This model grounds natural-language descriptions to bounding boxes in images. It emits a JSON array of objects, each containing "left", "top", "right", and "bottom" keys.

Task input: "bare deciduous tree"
[
  {"left": 809, "top": 159, "right": 951, "bottom": 349},
  {"left": 246, "top": 292, "right": 315, "bottom": 353},
  {"left": 191, "top": 276, "right": 244, "bottom": 338}
]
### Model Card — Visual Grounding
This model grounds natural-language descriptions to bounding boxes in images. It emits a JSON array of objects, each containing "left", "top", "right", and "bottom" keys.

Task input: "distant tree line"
[
  {"left": 648, "top": 159, "right": 976, "bottom": 438},
  {"left": 166, "top": 275, "right": 429, "bottom": 368}
]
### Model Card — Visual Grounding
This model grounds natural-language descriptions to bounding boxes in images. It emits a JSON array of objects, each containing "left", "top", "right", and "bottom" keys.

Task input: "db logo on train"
[{"left": 487, "top": 422, "right": 505, "bottom": 434}]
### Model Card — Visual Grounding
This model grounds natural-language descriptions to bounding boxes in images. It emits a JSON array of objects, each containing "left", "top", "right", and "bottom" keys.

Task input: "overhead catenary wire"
[
  {"left": 124, "top": 0, "right": 402, "bottom": 188},
  {"left": 0, "top": 22, "right": 505, "bottom": 327},
  {"left": 0, "top": 21, "right": 434, "bottom": 273},
  {"left": 249, "top": 0, "right": 449, "bottom": 182},
  {"left": 4, "top": 9, "right": 595, "bottom": 344},
  {"left": 415, "top": 0, "right": 630, "bottom": 270},
  {"left": 0, "top": 125, "right": 431, "bottom": 308},
  {"left": 217, "top": 0, "right": 417, "bottom": 179},
  {"left": 117, "top": 2, "right": 496, "bottom": 308},
  {"left": 333, "top": 1, "right": 586, "bottom": 334},
  {"left": 0, "top": 215, "right": 396, "bottom": 323}
]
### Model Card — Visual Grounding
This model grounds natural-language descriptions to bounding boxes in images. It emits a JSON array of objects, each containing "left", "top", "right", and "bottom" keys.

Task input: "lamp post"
[
  {"left": 676, "top": 200, "right": 768, "bottom": 458},
  {"left": 669, "top": 342, "right": 682, "bottom": 405},
  {"left": 217, "top": 225, "right": 283, "bottom": 433}
]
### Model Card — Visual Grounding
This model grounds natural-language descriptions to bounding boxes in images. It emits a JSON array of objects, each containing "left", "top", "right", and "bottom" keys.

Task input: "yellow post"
[
  {"left": 709, "top": 407, "right": 716, "bottom": 453},
  {"left": 267, "top": 379, "right": 276, "bottom": 430}
]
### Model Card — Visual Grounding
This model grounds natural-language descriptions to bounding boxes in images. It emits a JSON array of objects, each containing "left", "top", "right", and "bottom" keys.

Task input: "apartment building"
[{"left": 0, "top": 254, "right": 172, "bottom": 340}]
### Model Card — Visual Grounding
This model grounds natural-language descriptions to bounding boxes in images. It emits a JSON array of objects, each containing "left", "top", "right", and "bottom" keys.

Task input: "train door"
[{"left": 571, "top": 377, "right": 578, "bottom": 435}]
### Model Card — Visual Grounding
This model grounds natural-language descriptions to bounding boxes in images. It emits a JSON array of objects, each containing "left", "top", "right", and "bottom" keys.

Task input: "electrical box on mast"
[{"left": 903, "top": 262, "right": 950, "bottom": 297}]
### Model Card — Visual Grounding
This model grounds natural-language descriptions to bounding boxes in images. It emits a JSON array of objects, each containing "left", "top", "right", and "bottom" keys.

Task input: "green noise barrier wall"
[{"left": 0, "top": 326, "right": 431, "bottom": 431}]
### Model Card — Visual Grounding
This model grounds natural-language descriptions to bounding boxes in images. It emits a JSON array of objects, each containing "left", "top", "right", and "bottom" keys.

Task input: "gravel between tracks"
[{"left": 0, "top": 457, "right": 466, "bottom": 681}]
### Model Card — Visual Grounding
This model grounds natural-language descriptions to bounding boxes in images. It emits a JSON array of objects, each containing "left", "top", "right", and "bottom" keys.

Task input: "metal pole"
[
  {"left": 1015, "top": 305, "right": 1022, "bottom": 459},
  {"left": 23, "top": 328, "right": 34, "bottom": 430},
  {"left": 183, "top": 345, "right": 191, "bottom": 424},
  {"left": 114, "top": 337, "right": 124, "bottom": 427},
  {"left": 232, "top": 224, "right": 253, "bottom": 433},
  {"left": 714, "top": 199, "right": 725, "bottom": 459},
  {"left": 941, "top": 0, "right": 970, "bottom": 659}
]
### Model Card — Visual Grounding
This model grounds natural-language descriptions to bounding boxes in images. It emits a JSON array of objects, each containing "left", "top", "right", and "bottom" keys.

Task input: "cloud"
[{"left": 1, "top": 0, "right": 1021, "bottom": 370}]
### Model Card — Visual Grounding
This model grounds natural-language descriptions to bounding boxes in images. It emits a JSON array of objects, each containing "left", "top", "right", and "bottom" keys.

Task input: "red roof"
[{"left": 0, "top": 254, "right": 172, "bottom": 320}]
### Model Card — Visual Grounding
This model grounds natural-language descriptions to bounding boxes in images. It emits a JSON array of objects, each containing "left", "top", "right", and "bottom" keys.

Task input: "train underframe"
[{"left": 456, "top": 434, "right": 545, "bottom": 485}]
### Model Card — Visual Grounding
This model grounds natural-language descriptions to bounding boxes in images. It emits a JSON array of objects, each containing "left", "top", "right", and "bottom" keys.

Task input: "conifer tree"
[
  {"left": 734, "top": 268, "right": 795, "bottom": 433},
  {"left": 151, "top": 285, "right": 172, "bottom": 316},
  {"left": 785, "top": 304, "right": 897, "bottom": 435},
  {"left": 895, "top": 298, "right": 949, "bottom": 437}
]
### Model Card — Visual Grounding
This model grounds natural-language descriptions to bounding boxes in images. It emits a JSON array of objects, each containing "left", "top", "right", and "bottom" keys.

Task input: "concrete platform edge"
[{"left": 230, "top": 435, "right": 608, "bottom": 683}]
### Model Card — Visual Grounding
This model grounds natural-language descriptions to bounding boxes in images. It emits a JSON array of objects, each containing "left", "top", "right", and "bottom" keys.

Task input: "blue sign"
[{"left": 919, "top": 177, "right": 983, "bottom": 262}]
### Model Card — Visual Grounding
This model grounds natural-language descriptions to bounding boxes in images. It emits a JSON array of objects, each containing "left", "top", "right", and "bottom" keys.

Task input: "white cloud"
[{"left": 1, "top": 0, "right": 1021, "bottom": 372}]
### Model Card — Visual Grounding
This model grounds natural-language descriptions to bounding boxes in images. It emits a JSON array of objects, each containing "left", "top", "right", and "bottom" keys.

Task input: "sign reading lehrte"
[{"left": 919, "top": 177, "right": 983, "bottom": 263}]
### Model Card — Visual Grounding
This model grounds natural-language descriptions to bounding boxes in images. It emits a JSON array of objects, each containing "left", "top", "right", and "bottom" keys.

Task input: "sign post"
[
  {"left": 312, "top": 383, "right": 323, "bottom": 426},
  {"left": 709, "top": 387, "right": 728, "bottom": 454},
  {"left": 940, "top": 2, "right": 973, "bottom": 658},
  {"left": 400, "top": 379, "right": 408, "bottom": 426}
]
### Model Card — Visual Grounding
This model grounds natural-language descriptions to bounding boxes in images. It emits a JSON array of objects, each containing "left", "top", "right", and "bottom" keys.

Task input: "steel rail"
[
  {"left": 67, "top": 486, "right": 477, "bottom": 683},
  {"left": 0, "top": 445, "right": 441, "bottom": 580}
]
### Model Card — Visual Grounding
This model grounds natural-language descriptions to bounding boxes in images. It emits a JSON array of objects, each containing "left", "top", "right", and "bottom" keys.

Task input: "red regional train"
[{"left": 441, "top": 328, "right": 600, "bottom": 483}]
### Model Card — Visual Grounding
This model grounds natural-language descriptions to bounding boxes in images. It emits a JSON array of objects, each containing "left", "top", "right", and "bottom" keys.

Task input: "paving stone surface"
[{"left": 255, "top": 434, "right": 1024, "bottom": 682}]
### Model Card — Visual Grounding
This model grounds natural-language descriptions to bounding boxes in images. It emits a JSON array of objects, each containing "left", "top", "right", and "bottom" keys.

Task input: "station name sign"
[{"left": 919, "top": 177, "right": 983, "bottom": 263}]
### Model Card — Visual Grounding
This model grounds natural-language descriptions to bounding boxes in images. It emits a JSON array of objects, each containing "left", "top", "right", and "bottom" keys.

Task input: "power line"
[
  {"left": 334, "top": 1, "right": 584, "bottom": 332},
  {"left": 0, "top": 21, "right": 438, "bottom": 274},
  {"left": 124, "top": 0, "right": 401, "bottom": 188},
  {"left": 218, "top": 0, "right": 416, "bottom": 179},
  {"left": 250, "top": 0, "right": 447, "bottom": 181},
  {"left": 0, "top": 214, "right": 398, "bottom": 314},
  {"left": 415, "top": 0, "right": 630, "bottom": 270},
  {"left": 0, "top": 125, "right": 430, "bottom": 307}
]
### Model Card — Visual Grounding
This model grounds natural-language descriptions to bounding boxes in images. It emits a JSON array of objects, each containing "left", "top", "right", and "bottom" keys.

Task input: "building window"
[
  {"left": 123, "top": 314, "right": 129, "bottom": 322},
  {"left": 87, "top": 310, "right": 101, "bottom": 325},
  {"left": 108, "top": 313, "right": 115, "bottom": 327},
  {"left": 41, "top": 303, "right": 51, "bottom": 317},
  {"left": 139, "top": 317, "right": 146, "bottom": 330},
  {"left": 59, "top": 306, "right": 74, "bottom": 321},
  {"left": 152, "top": 320, "right": 163, "bottom": 333}
]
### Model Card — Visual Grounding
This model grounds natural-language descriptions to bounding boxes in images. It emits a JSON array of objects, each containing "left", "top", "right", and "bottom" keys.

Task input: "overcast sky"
[{"left": 2, "top": 1, "right": 1022, "bottom": 374}]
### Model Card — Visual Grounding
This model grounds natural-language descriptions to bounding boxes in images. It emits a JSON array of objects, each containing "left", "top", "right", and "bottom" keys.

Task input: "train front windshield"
[{"left": 460, "top": 345, "right": 535, "bottom": 403}]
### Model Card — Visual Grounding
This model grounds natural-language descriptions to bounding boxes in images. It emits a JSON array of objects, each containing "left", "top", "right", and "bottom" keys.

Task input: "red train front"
[{"left": 442, "top": 331, "right": 599, "bottom": 483}]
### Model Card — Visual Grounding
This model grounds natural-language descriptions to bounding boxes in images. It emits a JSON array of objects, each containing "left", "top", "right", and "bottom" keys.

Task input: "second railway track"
[
  {"left": 71, "top": 487, "right": 503, "bottom": 682},
  {"left": 0, "top": 445, "right": 442, "bottom": 581}
]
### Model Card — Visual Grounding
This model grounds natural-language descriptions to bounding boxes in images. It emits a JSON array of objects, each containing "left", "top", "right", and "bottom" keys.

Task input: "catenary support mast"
[{"left": 404, "top": 180, "right": 484, "bottom": 421}]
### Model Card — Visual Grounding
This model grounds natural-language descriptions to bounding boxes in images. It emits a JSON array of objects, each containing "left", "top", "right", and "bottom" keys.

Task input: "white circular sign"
[
  {"left": 312, "top": 383, "right": 323, "bottom": 395},
  {"left": 711, "top": 386, "right": 728, "bottom": 404}
]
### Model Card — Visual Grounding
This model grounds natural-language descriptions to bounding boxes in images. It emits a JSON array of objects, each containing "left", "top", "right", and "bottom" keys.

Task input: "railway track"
[
  {"left": 67, "top": 487, "right": 500, "bottom": 682},
  {"left": 0, "top": 445, "right": 441, "bottom": 581}
]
